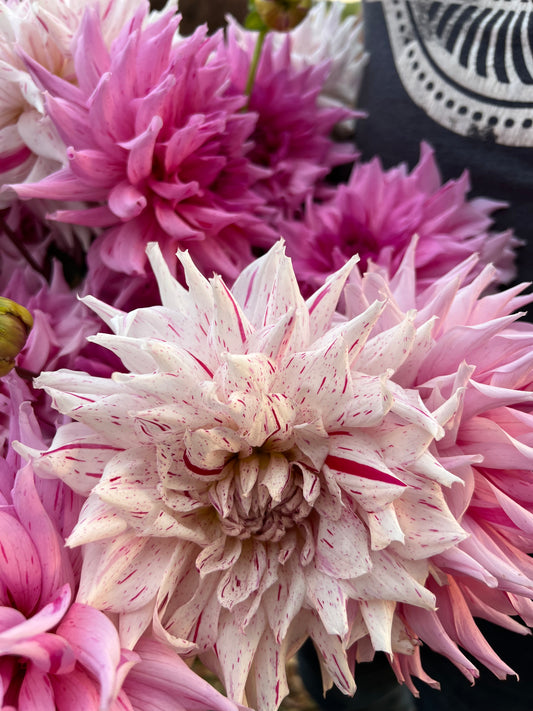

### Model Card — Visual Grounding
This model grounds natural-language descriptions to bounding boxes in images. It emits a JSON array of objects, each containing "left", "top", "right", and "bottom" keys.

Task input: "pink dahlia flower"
[
  {"left": 13, "top": 5, "right": 276, "bottom": 286},
  {"left": 344, "top": 241, "right": 533, "bottom": 691},
  {"left": 283, "top": 143, "right": 519, "bottom": 295},
  {"left": 26, "top": 241, "right": 467, "bottom": 711},
  {"left": 231, "top": 1, "right": 367, "bottom": 136},
  {"left": 224, "top": 19, "right": 357, "bottom": 215},
  {"left": 0, "top": 373, "right": 134, "bottom": 710}
]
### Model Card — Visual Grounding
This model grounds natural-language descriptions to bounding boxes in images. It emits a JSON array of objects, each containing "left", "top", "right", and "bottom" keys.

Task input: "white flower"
[{"left": 26, "top": 242, "right": 465, "bottom": 711}]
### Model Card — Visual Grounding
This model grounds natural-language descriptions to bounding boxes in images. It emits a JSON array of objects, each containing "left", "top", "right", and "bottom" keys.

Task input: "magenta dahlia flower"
[
  {"left": 12, "top": 4, "right": 276, "bottom": 285},
  {"left": 344, "top": 240, "right": 533, "bottom": 691},
  {"left": 283, "top": 143, "right": 518, "bottom": 295},
  {"left": 224, "top": 18, "right": 356, "bottom": 215},
  {"left": 24, "top": 241, "right": 468, "bottom": 711}
]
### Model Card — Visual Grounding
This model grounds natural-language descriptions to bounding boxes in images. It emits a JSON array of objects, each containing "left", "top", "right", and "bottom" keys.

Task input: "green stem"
[{"left": 245, "top": 28, "right": 267, "bottom": 102}]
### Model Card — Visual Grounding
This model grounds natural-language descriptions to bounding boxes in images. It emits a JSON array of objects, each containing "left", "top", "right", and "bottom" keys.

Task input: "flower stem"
[{"left": 245, "top": 28, "right": 267, "bottom": 103}]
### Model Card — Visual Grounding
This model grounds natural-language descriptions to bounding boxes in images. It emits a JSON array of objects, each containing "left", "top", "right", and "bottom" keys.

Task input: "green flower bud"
[
  {"left": 0, "top": 297, "right": 33, "bottom": 377},
  {"left": 254, "top": 0, "right": 311, "bottom": 32}
]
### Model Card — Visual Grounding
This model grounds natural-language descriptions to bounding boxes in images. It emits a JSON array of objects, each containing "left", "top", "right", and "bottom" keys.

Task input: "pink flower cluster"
[{"left": 0, "top": 1, "right": 532, "bottom": 711}]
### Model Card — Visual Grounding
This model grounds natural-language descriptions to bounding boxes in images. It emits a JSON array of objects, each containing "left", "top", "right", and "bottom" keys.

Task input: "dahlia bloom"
[
  {"left": 224, "top": 19, "right": 356, "bottom": 215},
  {"left": 0, "top": 0, "right": 140, "bottom": 203},
  {"left": 1, "top": 374, "right": 243, "bottom": 711},
  {"left": 232, "top": 1, "right": 367, "bottom": 135},
  {"left": 13, "top": 5, "right": 276, "bottom": 285},
  {"left": 344, "top": 241, "right": 533, "bottom": 690},
  {"left": 283, "top": 143, "right": 518, "bottom": 295},
  {"left": 25, "top": 242, "right": 467, "bottom": 711}
]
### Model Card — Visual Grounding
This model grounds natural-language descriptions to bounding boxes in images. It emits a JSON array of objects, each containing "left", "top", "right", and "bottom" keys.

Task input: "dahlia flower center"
[{"left": 181, "top": 389, "right": 324, "bottom": 542}]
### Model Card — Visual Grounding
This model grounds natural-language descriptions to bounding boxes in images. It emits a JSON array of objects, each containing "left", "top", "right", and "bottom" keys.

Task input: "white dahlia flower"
[{"left": 25, "top": 242, "right": 465, "bottom": 711}]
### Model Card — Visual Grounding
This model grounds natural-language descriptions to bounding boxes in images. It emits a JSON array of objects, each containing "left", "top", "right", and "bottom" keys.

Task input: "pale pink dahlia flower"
[
  {"left": 25, "top": 241, "right": 467, "bottom": 711},
  {"left": 283, "top": 143, "right": 518, "bottom": 295},
  {"left": 0, "top": 0, "right": 140, "bottom": 204},
  {"left": 344, "top": 241, "right": 533, "bottom": 690},
  {"left": 13, "top": 5, "right": 276, "bottom": 284},
  {"left": 224, "top": 19, "right": 356, "bottom": 215},
  {"left": 2, "top": 374, "right": 242, "bottom": 711}
]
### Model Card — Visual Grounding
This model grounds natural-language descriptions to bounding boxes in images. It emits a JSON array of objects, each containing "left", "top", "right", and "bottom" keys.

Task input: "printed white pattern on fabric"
[{"left": 376, "top": 0, "right": 533, "bottom": 146}]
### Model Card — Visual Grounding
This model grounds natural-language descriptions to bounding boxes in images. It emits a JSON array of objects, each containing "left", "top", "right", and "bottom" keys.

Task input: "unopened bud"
[
  {"left": 254, "top": 0, "right": 311, "bottom": 32},
  {"left": 0, "top": 297, "right": 33, "bottom": 377}
]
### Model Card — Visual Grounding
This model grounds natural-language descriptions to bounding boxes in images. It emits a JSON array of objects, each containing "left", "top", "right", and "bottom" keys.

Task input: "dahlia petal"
[
  {"left": 123, "top": 115, "right": 163, "bottom": 185},
  {"left": 20, "top": 51, "right": 85, "bottom": 105},
  {"left": 0, "top": 586, "right": 71, "bottom": 649},
  {"left": 393, "top": 485, "right": 467, "bottom": 558},
  {"left": 432, "top": 547, "right": 497, "bottom": 587},
  {"left": 68, "top": 495, "right": 128, "bottom": 547},
  {"left": 215, "top": 607, "right": 266, "bottom": 703},
  {"left": 248, "top": 627, "right": 290, "bottom": 711},
  {"left": 50, "top": 668, "right": 100, "bottom": 710},
  {"left": 18, "top": 666, "right": 55, "bottom": 711},
  {"left": 154, "top": 201, "right": 202, "bottom": 240},
  {"left": 57, "top": 603, "right": 131, "bottom": 710},
  {"left": 232, "top": 242, "right": 307, "bottom": 337},
  {"left": 12, "top": 464, "right": 74, "bottom": 608},
  {"left": 78, "top": 536, "right": 175, "bottom": 613},
  {"left": 30, "top": 430, "right": 126, "bottom": 495},
  {"left": 306, "top": 255, "right": 359, "bottom": 340},
  {"left": 74, "top": 8, "right": 111, "bottom": 94},
  {"left": 124, "top": 638, "right": 240, "bottom": 711},
  {"left": 345, "top": 552, "right": 435, "bottom": 608},
  {"left": 17, "top": 111, "right": 65, "bottom": 164},
  {"left": 264, "top": 556, "right": 306, "bottom": 643},
  {"left": 434, "top": 579, "right": 517, "bottom": 679},
  {"left": 403, "top": 606, "right": 478, "bottom": 682},
  {"left": 217, "top": 542, "right": 265, "bottom": 611},
  {"left": 360, "top": 599, "right": 395, "bottom": 654},
  {"left": 211, "top": 278, "right": 254, "bottom": 354},
  {"left": 316, "top": 510, "right": 371, "bottom": 579},
  {"left": 275, "top": 341, "right": 353, "bottom": 427},
  {"left": 306, "top": 614, "right": 356, "bottom": 696},
  {"left": 459, "top": 416, "right": 533, "bottom": 469},
  {"left": 108, "top": 181, "right": 147, "bottom": 220},
  {"left": 164, "top": 113, "right": 224, "bottom": 172},
  {"left": 313, "top": 299, "right": 386, "bottom": 366},
  {"left": 365, "top": 505, "right": 405, "bottom": 550},
  {"left": 51, "top": 204, "right": 118, "bottom": 227},
  {"left": 305, "top": 566, "right": 348, "bottom": 638},
  {"left": 66, "top": 146, "right": 123, "bottom": 186},
  {"left": 12, "top": 169, "right": 106, "bottom": 202},
  {"left": 0, "top": 511, "right": 41, "bottom": 614},
  {"left": 45, "top": 94, "right": 98, "bottom": 151}
]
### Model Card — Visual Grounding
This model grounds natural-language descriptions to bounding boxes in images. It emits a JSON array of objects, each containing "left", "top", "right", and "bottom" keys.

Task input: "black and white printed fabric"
[
  {"left": 377, "top": 0, "right": 533, "bottom": 146},
  {"left": 355, "top": 0, "right": 533, "bottom": 284}
]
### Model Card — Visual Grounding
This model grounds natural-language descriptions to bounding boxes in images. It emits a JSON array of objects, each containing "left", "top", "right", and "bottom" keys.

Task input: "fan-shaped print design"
[{"left": 377, "top": 0, "right": 533, "bottom": 145}]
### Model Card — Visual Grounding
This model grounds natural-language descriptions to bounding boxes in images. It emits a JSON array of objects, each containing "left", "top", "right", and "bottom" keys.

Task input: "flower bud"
[
  {"left": 0, "top": 297, "right": 33, "bottom": 376},
  {"left": 254, "top": 0, "right": 311, "bottom": 32}
]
